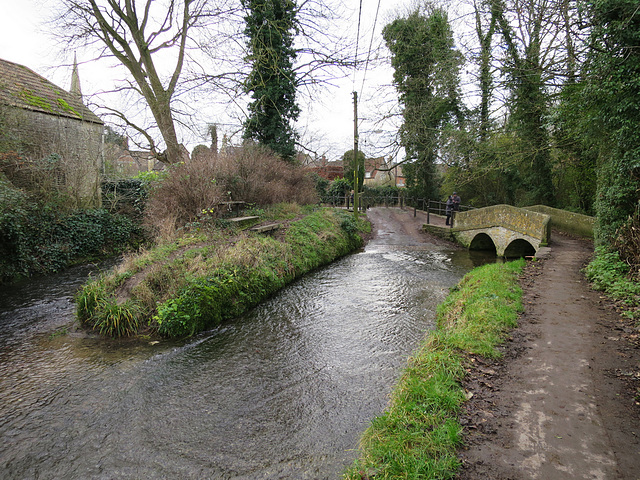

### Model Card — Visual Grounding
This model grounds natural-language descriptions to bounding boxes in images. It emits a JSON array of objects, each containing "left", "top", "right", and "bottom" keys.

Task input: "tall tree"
[
  {"left": 242, "top": 0, "right": 300, "bottom": 162},
  {"left": 579, "top": 0, "right": 640, "bottom": 245},
  {"left": 383, "top": 6, "right": 463, "bottom": 200},
  {"left": 473, "top": 0, "right": 497, "bottom": 142},
  {"left": 490, "top": 0, "right": 556, "bottom": 205},
  {"left": 56, "top": 0, "right": 208, "bottom": 164}
]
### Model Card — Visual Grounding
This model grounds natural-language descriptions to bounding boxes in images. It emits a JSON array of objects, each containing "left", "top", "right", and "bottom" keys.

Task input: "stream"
[{"left": 0, "top": 212, "right": 494, "bottom": 479}]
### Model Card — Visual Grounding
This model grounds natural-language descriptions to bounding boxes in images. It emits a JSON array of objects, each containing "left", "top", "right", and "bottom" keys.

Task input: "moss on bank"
[
  {"left": 344, "top": 259, "right": 526, "bottom": 480},
  {"left": 76, "top": 206, "right": 369, "bottom": 338}
]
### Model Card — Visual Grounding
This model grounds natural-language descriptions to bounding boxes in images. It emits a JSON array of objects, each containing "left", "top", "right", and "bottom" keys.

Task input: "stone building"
[{"left": 0, "top": 57, "right": 104, "bottom": 207}]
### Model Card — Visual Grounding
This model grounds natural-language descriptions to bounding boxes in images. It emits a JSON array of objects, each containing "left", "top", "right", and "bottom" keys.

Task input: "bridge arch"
[
  {"left": 503, "top": 238, "right": 536, "bottom": 258},
  {"left": 468, "top": 233, "right": 497, "bottom": 254}
]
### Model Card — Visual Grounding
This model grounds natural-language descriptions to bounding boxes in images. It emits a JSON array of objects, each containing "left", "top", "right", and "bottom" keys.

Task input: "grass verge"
[
  {"left": 76, "top": 205, "right": 370, "bottom": 338},
  {"left": 584, "top": 246, "right": 640, "bottom": 322},
  {"left": 343, "top": 258, "right": 526, "bottom": 480}
]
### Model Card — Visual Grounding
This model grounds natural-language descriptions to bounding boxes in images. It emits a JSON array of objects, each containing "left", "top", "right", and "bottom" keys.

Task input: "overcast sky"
[{"left": 0, "top": 0, "right": 407, "bottom": 161}]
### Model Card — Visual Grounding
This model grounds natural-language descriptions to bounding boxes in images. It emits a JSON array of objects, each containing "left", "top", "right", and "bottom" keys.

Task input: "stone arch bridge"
[{"left": 432, "top": 204, "right": 553, "bottom": 257}]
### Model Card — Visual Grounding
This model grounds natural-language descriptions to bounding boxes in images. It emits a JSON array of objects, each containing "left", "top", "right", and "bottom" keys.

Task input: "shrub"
[
  {"left": 362, "top": 184, "right": 402, "bottom": 205},
  {"left": 144, "top": 145, "right": 319, "bottom": 236},
  {"left": 0, "top": 197, "right": 144, "bottom": 283},
  {"left": 144, "top": 155, "right": 225, "bottom": 231},
  {"left": 613, "top": 206, "right": 640, "bottom": 278},
  {"left": 101, "top": 178, "right": 148, "bottom": 218},
  {"left": 213, "top": 144, "right": 319, "bottom": 206},
  {"left": 325, "top": 177, "right": 351, "bottom": 202},
  {"left": 585, "top": 246, "right": 640, "bottom": 318}
]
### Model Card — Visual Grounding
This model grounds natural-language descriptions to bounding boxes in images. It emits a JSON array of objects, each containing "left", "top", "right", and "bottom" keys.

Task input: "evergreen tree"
[
  {"left": 383, "top": 7, "right": 463, "bottom": 200},
  {"left": 242, "top": 0, "right": 300, "bottom": 162},
  {"left": 341, "top": 149, "right": 365, "bottom": 189}
]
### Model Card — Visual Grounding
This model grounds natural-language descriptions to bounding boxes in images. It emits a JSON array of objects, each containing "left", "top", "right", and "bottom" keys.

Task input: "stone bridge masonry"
[{"left": 449, "top": 204, "right": 551, "bottom": 257}]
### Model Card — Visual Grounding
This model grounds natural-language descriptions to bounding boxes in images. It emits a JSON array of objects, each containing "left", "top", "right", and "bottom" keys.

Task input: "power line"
[{"left": 359, "top": 0, "right": 382, "bottom": 97}]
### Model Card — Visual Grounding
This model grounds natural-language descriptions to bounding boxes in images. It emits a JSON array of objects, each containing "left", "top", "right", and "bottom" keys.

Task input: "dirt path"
[
  {"left": 457, "top": 234, "right": 640, "bottom": 480},
  {"left": 365, "top": 206, "right": 453, "bottom": 248},
  {"left": 365, "top": 207, "right": 640, "bottom": 479}
]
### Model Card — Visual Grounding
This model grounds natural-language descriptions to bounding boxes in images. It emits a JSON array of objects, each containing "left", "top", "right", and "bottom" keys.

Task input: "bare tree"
[{"left": 55, "top": 0, "right": 213, "bottom": 164}]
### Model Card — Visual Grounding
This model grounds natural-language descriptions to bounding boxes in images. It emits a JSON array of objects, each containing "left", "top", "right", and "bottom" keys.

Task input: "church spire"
[{"left": 70, "top": 53, "right": 82, "bottom": 101}]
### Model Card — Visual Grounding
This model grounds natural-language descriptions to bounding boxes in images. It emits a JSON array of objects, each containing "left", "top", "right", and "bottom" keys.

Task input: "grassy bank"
[
  {"left": 76, "top": 204, "right": 369, "bottom": 338},
  {"left": 344, "top": 259, "right": 526, "bottom": 480}
]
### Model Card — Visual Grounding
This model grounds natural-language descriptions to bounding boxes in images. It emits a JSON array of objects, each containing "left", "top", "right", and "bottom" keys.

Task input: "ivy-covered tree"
[
  {"left": 579, "top": 0, "right": 640, "bottom": 245},
  {"left": 489, "top": 0, "right": 556, "bottom": 206},
  {"left": 341, "top": 149, "right": 365, "bottom": 189},
  {"left": 242, "top": 0, "right": 300, "bottom": 162},
  {"left": 383, "top": 6, "right": 463, "bottom": 200}
]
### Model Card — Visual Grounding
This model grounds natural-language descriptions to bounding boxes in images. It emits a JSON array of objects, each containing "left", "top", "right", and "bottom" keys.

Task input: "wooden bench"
[{"left": 217, "top": 201, "right": 245, "bottom": 215}]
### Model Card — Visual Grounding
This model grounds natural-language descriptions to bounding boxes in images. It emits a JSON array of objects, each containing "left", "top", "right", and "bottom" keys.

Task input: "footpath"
[{"left": 456, "top": 234, "right": 640, "bottom": 480}]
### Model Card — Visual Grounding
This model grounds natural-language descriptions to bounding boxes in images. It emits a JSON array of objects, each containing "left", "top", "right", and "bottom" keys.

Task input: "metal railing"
[{"left": 322, "top": 196, "right": 473, "bottom": 225}]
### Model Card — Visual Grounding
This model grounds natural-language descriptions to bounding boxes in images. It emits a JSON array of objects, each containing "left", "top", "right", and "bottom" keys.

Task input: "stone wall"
[{"left": 2, "top": 105, "right": 103, "bottom": 208}]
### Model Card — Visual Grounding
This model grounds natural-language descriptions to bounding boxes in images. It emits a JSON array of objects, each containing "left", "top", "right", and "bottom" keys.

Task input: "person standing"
[
  {"left": 445, "top": 195, "right": 454, "bottom": 226},
  {"left": 452, "top": 191, "right": 461, "bottom": 211}
]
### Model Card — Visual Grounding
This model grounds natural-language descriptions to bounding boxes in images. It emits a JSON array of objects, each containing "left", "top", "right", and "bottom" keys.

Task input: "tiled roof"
[{"left": 0, "top": 58, "right": 102, "bottom": 124}]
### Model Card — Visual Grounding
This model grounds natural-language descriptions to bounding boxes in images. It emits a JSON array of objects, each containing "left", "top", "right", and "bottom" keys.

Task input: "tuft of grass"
[
  {"left": 92, "top": 299, "right": 141, "bottom": 337},
  {"left": 344, "top": 259, "right": 526, "bottom": 480}
]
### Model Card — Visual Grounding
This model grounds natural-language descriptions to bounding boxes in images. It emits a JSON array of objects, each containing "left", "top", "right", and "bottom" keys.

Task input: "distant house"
[
  {"left": 0, "top": 57, "right": 104, "bottom": 207},
  {"left": 363, "top": 157, "right": 406, "bottom": 188},
  {"left": 392, "top": 163, "right": 405, "bottom": 187},
  {"left": 306, "top": 156, "right": 344, "bottom": 180},
  {"left": 104, "top": 134, "right": 165, "bottom": 176}
]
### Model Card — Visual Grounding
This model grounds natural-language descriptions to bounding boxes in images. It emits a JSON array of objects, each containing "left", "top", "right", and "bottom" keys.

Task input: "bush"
[
  {"left": 213, "top": 144, "right": 319, "bottom": 206},
  {"left": 325, "top": 177, "right": 351, "bottom": 201},
  {"left": 144, "top": 155, "right": 225, "bottom": 231},
  {"left": 0, "top": 191, "right": 144, "bottom": 283},
  {"left": 584, "top": 246, "right": 640, "bottom": 318},
  {"left": 144, "top": 145, "right": 319, "bottom": 235},
  {"left": 362, "top": 184, "right": 402, "bottom": 204},
  {"left": 101, "top": 178, "right": 148, "bottom": 218},
  {"left": 613, "top": 206, "right": 640, "bottom": 277}
]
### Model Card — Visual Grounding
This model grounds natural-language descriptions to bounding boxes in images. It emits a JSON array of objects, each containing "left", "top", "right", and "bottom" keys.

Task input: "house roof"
[{"left": 0, "top": 58, "right": 102, "bottom": 124}]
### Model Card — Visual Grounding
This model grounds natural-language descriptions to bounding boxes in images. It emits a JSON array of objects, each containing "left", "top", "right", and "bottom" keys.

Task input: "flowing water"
[{"left": 0, "top": 224, "right": 494, "bottom": 479}]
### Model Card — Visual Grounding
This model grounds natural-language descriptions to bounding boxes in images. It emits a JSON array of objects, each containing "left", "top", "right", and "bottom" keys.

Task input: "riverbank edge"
[
  {"left": 343, "top": 258, "right": 526, "bottom": 480},
  {"left": 76, "top": 206, "right": 371, "bottom": 338}
]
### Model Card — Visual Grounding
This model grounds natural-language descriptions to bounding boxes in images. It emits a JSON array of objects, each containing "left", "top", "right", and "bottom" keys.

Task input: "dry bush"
[
  {"left": 214, "top": 145, "right": 319, "bottom": 206},
  {"left": 144, "top": 145, "right": 318, "bottom": 236},
  {"left": 144, "top": 155, "right": 225, "bottom": 232},
  {"left": 0, "top": 152, "right": 75, "bottom": 209}
]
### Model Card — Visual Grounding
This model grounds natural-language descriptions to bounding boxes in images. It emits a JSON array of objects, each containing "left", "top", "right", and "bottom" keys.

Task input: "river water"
[{"left": 0, "top": 211, "right": 493, "bottom": 479}]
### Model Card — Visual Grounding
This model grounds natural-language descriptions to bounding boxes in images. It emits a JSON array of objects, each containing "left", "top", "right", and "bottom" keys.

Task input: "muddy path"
[{"left": 457, "top": 234, "right": 640, "bottom": 480}]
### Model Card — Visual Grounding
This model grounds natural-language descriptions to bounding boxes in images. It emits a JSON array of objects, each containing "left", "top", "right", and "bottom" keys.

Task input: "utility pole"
[{"left": 353, "top": 91, "right": 359, "bottom": 219}]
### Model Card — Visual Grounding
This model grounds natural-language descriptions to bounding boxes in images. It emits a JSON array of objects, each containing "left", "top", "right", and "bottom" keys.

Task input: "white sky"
[{"left": 0, "top": 0, "right": 407, "bottom": 162}]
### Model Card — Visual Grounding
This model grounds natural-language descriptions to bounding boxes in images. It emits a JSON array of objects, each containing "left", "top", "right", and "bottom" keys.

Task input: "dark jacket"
[{"left": 445, "top": 197, "right": 454, "bottom": 215}]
